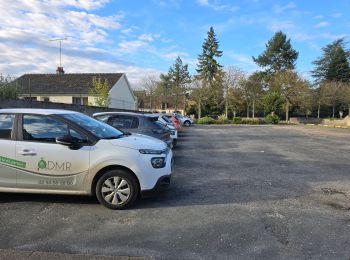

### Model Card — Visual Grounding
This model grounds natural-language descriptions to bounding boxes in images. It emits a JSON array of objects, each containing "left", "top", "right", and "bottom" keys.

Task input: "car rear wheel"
[
  {"left": 184, "top": 120, "right": 191, "bottom": 127},
  {"left": 96, "top": 169, "right": 139, "bottom": 210}
]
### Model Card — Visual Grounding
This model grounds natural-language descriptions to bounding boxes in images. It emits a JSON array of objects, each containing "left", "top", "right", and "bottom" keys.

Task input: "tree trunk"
[
  {"left": 233, "top": 110, "right": 236, "bottom": 118},
  {"left": 252, "top": 100, "right": 255, "bottom": 119},
  {"left": 285, "top": 101, "right": 289, "bottom": 122},
  {"left": 198, "top": 98, "right": 201, "bottom": 119},
  {"left": 317, "top": 103, "right": 320, "bottom": 119},
  {"left": 174, "top": 94, "right": 178, "bottom": 112},
  {"left": 225, "top": 98, "right": 228, "bottom": 119},
  {"left": 246, "top": 106, "right": 249, "bottom": 118},
  {"left": 332, "top": 106, "right": 335, "bottom": 118}
]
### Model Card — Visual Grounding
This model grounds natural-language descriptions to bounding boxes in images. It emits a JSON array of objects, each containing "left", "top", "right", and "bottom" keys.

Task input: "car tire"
[
  {"left": 173, "top": 139, "right": 177, "bottom": 147},
  {"left": 184, "top": 120, "right": 191, "bottom": 127},
  {"left": 96, "top": 169, "right": 139, "bottom": 210}
]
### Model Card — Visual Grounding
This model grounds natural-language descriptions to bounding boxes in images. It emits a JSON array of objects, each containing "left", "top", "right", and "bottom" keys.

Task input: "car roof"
[
  {"left": 0, "top": 108, "right": 80, "bottom": 115},
  {"left": 93, "top": 111, "right": 147, "bottom": 117}
]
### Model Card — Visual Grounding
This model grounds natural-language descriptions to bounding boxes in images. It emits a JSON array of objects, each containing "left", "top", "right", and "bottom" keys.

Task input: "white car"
[
  {"left": 174, "top": 114, "right": 193, "bottom": 127},
  {"left": 0, "top": 109, "right": 172, "bottom": 209}
]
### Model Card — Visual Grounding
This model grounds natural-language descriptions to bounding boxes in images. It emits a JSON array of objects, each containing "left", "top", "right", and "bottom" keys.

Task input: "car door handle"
[{"left": 18, "top": 149, "right": 37, "bottom": 156}]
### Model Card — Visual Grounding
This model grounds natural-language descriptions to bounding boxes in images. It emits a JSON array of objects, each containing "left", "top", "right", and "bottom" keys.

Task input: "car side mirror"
[{"left": 56, "top": 135, "right": 81, "bottom": 150}]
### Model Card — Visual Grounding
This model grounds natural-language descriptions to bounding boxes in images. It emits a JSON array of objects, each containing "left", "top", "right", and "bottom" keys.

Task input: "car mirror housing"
[{"left": 56, "top": 135, "right": 81, "bottom": 150}]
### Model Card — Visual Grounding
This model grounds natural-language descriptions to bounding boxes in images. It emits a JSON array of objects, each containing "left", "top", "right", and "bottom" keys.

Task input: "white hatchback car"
[{"left": 0, "top": 109, "right": 172, "bottom": 209}]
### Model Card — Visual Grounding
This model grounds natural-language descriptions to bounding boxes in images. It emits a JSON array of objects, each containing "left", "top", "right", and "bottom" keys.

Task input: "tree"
[
  {"left": 340, "top": 82, "right": 350, "bottom": 117},
  {"left": 0, "top": 74, "right": 18, "bottom": 99},
  {"left": 89, "top": 77, "right": 110, "bottom": 107},
  {"left": 168, "top": 56, "right": 191, "bottom": 111},
  {"left": 240, "top": 72, "right": 264, "bottom": 118},
  {"left": 189, "top": 78, "right": 208, "bottom": 118},
  {"left": 196, "top": 26, "right": 225, "bottom": 114},
  {"left": 319, "top": 81, "right": 343, "bottom": 118},
  {"left": 156, "top": 73, "right": 172, "bottom": 109},
  {"left": 312, "top": 38, "right": 350, "bottom": 83},
  {"left": 139, "top": 76, "right": 159, "bottom": 111},
  {"left": 263, "top": 91, "right": 284, "bottom": 116},
  {"left": 223, "top": 67, "right": 245, "bottom": 118},
  {"left": 253, "top": 31, "right": 298, "bottom": 77},
  {"left": 269, "top": 70, "right": 309, "bottom": 121}
]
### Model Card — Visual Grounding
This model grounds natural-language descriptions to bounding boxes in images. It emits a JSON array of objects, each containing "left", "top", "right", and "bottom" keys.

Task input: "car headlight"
[
  {"left": 151, "top": 157, "right": 166, "bottom": 168},
  {"left": 139, "top": 149, "right": 165, "bottom": 155}
]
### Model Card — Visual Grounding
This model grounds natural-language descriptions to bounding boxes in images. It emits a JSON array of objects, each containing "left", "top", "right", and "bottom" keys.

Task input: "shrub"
[
  {"left": 215, "top": 115, "right": 230, "bottom": 124},
  {"left": 265, "top": 114, "right": 280, "bottom": 124},
  {"left": 241, "top": 118, "right": 266, "bottom": 125},
  {"left": 232, "top": 117, "right": 242, "bottom": 124},
  {"left": 197, "top": 116, "right": 215, "bottom": 124}
]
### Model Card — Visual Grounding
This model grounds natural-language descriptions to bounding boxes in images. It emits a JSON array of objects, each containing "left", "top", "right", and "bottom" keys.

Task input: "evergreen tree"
[
  {"left": 168, "top": 57, "right": 191, "bottom": 111},
  {"left": 253, "top": 31, "right": 298, "bottom": 76},
  {"left": 312, "top": 38, "right": 350, "bottom": 83},
  {"left": 196, "top": 26, "right": 224, "bottom": 115}
]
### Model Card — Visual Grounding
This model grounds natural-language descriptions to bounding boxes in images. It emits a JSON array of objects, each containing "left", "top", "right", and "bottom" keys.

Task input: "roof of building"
[{"left": 15, "top": 73, "right": 124, "bottom": 95}]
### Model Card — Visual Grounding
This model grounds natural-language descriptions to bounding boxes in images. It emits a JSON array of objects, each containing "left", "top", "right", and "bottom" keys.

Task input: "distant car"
[
  {"left": 152, "top": 114, "right": 178, "bottom": 146},
  {"left": 174, "top": 114, "right": 194, "bottom": 127},
  {"left": 93, "top": 112, "right": 173, "bottom": 148}
]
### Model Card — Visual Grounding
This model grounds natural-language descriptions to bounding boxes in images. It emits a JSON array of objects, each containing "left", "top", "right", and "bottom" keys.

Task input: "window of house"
[
  {"left": 72, "top": 97, "right": 82, "bottom": 105},
  {"left": 0, "top": 114, "right": 15, "bottom": 140},
  {"left": 42, "top": 97, "right": 50, "bottom": 102},
  {"left": 23, "top": 97, "right": 37, "bottom": 101}
]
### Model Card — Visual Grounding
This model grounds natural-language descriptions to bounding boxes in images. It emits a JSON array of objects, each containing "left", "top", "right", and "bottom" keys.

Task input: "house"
[
  {"left": 134, "top": 90, "right": 186, "bottom": 114},
  {"left": 15, "top": 68, "right": 137, "bottom": 110}
]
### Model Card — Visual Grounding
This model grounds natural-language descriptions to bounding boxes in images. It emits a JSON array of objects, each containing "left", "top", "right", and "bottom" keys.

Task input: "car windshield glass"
[
  {"left": 61, "top": 113, "right": 123, "bottom": 139},
  {"left": 161, "top": 116, "right": 171, "bottom": 123}
]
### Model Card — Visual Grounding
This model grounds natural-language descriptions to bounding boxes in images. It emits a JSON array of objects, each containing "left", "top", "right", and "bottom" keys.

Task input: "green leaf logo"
[{"left": 38, "top": 158, "right": 47, "bottom": 170}]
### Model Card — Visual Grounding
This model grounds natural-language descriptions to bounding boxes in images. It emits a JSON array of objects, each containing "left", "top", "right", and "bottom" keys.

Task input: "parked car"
[
  {"left": 164, "top": 114, "right": 182, "bottom": 132},
  {"left": 152, "top": 114, "right": 178, "bottom": 146},
  {"left": 0, "top": 109, "right": 172, "bottom": 209},
  {"left": 174, "top": 113, "right": 194, "bottom": 127},
  {"left": 93, "top": 112, "right": 173, "bottom": 148}
]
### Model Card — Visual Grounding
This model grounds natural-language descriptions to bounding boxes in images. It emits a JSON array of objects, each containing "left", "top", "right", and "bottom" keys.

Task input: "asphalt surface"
[{"left": 1, "top": 125, "right": 350, "bottom": 259}]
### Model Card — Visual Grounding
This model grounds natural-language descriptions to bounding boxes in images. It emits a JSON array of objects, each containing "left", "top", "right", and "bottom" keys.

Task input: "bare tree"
[
  {"left": 320, "top": 81, "right": 342, "bottom": 118},
  {"left": 139, "top": 76, "right": 159, "bottom": 111},
  {"left": 223, "top": 67, "right": 245, "bottom": 118}
]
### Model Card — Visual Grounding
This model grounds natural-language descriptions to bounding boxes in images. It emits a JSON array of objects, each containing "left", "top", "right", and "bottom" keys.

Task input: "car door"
[
  {"left": 0, "top": 114, "right": 17, "bottom": 187},
  {"left": 15, "top": 114, "right": 90, "bottom": 191}
]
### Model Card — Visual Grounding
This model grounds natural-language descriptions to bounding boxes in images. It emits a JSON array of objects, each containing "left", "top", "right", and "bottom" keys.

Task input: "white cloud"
[
  {"left": 314, "top": 15, "right": 323, "bottom": 19},
  {"left": 273, "top": 2, "right": 296, "bottom": 14},
  {"left": 269, "top": 21, "right": 295, "bottom": 32},
  {"left": 314, "top": 21, "right": 330, "bottom": 28},
  {"left": 196, "top": 0, "right": 239, "bottom": 12},
  {"left": 331, "top": 13, "right": 342, "bottom": 18},
  {"left": 226, "top": 51, "right": 258, "bottom": 72},
  {"left": 0, "top": 0, "right": 163, "bottom": 84}
]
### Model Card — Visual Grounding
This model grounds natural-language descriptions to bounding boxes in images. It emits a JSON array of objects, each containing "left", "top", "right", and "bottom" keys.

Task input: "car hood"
[{"left": 109, "top": 133, "right": 167, "bottom": 150}]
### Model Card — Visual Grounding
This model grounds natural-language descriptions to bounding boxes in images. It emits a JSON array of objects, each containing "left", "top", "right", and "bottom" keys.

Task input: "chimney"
[{"left": 56, "top": 66, "right": 64, "bottom": 74}]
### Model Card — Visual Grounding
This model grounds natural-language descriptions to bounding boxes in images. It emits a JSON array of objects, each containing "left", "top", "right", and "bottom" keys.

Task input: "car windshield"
[{"left": 61, "top": 113, "right": 124, "bottom": 139}]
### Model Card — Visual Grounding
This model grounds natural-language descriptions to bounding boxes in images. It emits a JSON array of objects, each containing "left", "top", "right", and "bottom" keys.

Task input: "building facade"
[{"left": 15, "top": 71, "right": 137, "bottom": 110}]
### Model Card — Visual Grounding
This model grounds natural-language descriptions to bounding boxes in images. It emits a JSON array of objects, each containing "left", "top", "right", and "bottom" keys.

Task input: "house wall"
[{"left": 109, "top": 74, "right": 136, "bottom": 110}]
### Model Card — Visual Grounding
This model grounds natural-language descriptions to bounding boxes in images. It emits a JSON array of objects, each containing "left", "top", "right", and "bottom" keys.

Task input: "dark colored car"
[{"left": 93, "top": 112, "right": 172, "bottom": 148}]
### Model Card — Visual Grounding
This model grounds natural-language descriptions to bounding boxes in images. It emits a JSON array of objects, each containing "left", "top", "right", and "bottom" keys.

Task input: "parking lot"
[{"left": 1, "top": 125, "right": 350, "bottom": 259}]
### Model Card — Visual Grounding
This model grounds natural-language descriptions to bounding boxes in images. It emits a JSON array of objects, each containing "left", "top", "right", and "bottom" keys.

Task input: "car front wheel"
[{"left": 96, "top": 169, "right": 139, "bottom": 210}]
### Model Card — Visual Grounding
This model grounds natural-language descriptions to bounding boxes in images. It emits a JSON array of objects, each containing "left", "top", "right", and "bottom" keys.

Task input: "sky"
[{"left": 0, "top": 0, "right": 349, "bottom": 86}]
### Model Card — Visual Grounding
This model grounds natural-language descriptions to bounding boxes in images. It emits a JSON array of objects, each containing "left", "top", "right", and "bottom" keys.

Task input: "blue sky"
[{"left": 1, "top": 0, "right": 349, "bottom": 84}]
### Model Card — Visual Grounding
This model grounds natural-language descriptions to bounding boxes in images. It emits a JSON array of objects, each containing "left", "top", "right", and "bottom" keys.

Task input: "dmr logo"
[{"left": 37, "top": 158, "right": 72, "bottom": 172}]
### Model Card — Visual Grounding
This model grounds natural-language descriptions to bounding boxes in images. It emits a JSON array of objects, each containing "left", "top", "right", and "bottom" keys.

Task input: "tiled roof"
[{"left": 15, "top": 73, "right": 124, "bottom": 95}]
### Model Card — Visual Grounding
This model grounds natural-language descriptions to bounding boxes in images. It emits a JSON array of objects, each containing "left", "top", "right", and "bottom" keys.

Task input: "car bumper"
[{"left": 141, "top": 174, "right": 172, "bottom": 197}]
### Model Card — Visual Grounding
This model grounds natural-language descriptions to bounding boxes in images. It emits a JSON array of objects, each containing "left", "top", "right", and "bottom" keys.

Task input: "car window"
[
  {"left": 0, "top": 114, "right": 15, "bottom": 140},
  {"left": 108, "top": 115, "right": 138, "bottom": 129},
  {"left": 70, "top": 128, "right": 88, "bottom": 143},
  {"left": 94, "top": 115, "right": 109, "bottom": 123},
  {"left": 23, "top": 114, "right": 69, "bottom": 143},
  {"left": 61, "top": 113, "right": 123, "bottom": 139}
]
